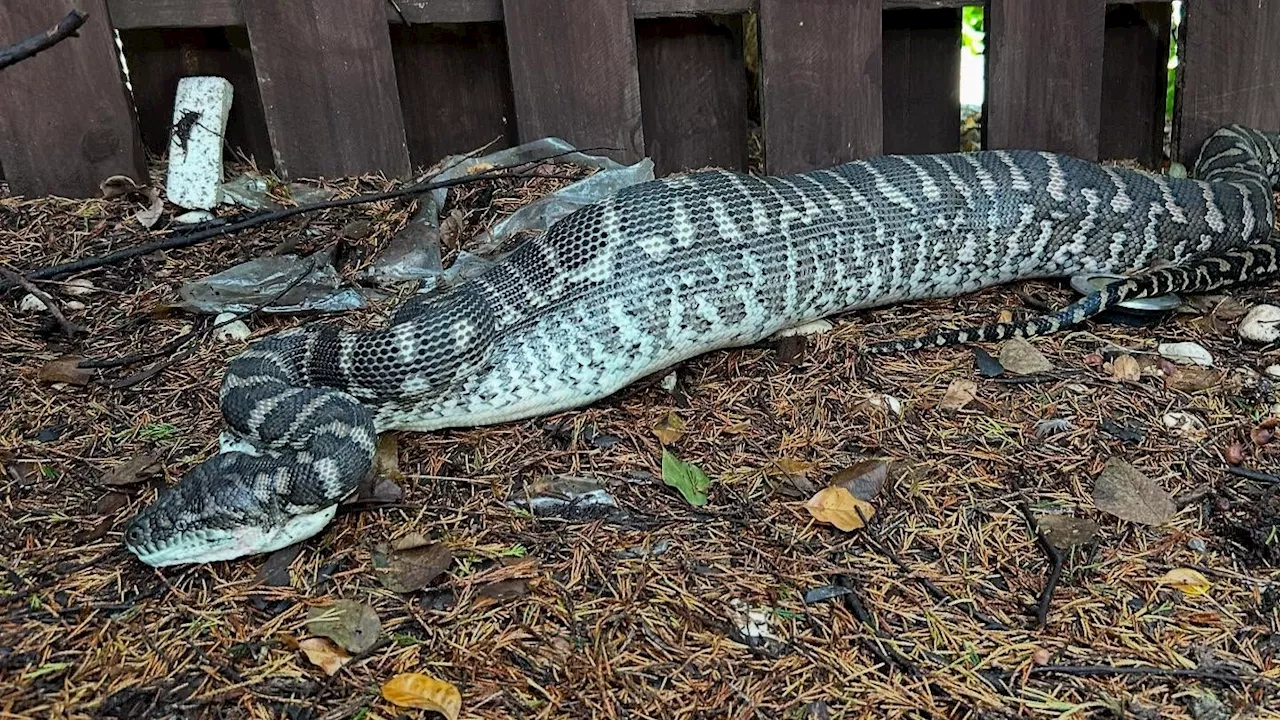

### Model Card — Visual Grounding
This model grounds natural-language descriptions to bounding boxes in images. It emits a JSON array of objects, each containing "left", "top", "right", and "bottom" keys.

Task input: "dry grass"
[{"left": 1, "top": 162, "right": 1279, "bottom": 720}]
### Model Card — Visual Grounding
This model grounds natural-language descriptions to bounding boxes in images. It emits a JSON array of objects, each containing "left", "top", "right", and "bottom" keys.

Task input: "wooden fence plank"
[
  {"left": 759, "top": 0, "right": 882, "bottom": 174},
  {"left": 107, "top": 0, "right": 242, "bottom": 29},
  {"left": 0, "top": 1, "right": 145, "bottom": 197},
  {"left": 1098, "top": 3, "right": 1170, "bottom": 167},
  {"left": 106, "top": 0, "right": 1180, "bottom": 29},
  {"left": 243, "top": 0, "right": 410, "bottom": 179},
  {"left": 119, "top": 27, "right": 273, "bottom": 168},
  {"left": 985, "top": 0, "right": 1106, "bottom": 159},
  {"left": 390, "top": 22, "right": 516, "bottom": 168},
  {"left": 1176, "top": 0, "right": 1280, "bottom": 167},
  {"left": 636, "top": 17, "right": 747, "bottom": 174},
  {"left": 882, "top": 8, "right": 961, "bottom": 155},
  {"left": 502, "top": 0, "right": 645, "bottom": 163}
]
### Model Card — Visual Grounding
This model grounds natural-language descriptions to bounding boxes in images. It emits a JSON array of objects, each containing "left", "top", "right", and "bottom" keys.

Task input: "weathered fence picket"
[{"left": 0, "top": 0, "right": 1277, "bottom": 198}]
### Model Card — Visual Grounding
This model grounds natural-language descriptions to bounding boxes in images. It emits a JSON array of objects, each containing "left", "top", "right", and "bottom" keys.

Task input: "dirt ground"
[{"left": 2, "top": 158, "right": 1279, "bottom": 720}]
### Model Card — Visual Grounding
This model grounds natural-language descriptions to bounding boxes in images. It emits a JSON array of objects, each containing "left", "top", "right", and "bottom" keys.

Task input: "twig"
[
  {"left": 0, "top": 263, "right": 84, "bottom": 336},
  {"left": 832, "top": 574, "right": 918, "bottom": 676},
  {"left": 1019, "top": 502, "right": 1065, "bottom": 630},
  {"left": 385, "top": 0, "right": 409, "bottom": 25},
  {"left": 854, "top": 503, "right": 1009, "bottom": 631},
  {"left": 1225, "top": 465, "right": 1280, "bottom": 485},
  {"left": 82, "top": 259, "right": 317, "bottom": 376},
  {"left": 0, "top": 147, "right": 609, "bottom": 292},
  {"left": 0, "top": 9, "right": 87, "bottom": 71},
  {"left": 1028, "top": 664, "right": 1252, "bottom": 683}
]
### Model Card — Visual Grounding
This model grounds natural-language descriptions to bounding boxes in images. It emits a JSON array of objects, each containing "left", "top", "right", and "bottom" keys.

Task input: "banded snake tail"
[{"left": 125, "top": 125, "right": 1280, "bottom": 566}]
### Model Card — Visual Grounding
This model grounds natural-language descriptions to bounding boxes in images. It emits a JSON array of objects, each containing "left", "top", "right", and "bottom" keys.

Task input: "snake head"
[{"left": 124, "top": 452, "right": 343, "bottom": 567}]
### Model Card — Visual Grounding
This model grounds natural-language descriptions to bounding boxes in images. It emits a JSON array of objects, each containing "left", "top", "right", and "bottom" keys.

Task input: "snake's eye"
[{"left": 125, "top": 525, "right": 144, "bottom": 545}]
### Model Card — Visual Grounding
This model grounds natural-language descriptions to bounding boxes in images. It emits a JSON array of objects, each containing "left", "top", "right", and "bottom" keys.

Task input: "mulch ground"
[{"left": 1, "top": 156, "right": 1279, "bottom": 720}]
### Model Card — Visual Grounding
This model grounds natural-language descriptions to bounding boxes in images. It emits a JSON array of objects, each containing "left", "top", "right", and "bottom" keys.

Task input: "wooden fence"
[{"left": 0, "top": 1, "right": 1278, "bottom": 199}]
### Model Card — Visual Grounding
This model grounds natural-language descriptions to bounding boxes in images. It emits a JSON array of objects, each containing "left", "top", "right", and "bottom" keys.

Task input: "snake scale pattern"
[{"left": 125, "top": 125, "right": 1280, "bottom": 566}]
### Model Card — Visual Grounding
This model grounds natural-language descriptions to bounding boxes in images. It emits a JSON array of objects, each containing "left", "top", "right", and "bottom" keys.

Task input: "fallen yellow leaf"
[
  {"left": 804, "top": 486, "right": 875, "bottom": 531},
  {"left": 652, "top": 411, "right": 687, "bottom": 444},
  {"left": 1109, "top": 354, "right": 1142, "bottom": 383},
  {"left": 1159, "top": 568, "right": 1211, "bottom": 596},
  {"left": 382, "top": 672, "right": 462, "bottom": 719},
  {"left": 298, "top": 638, "right": 351, "bottom": 676},
  {"left": 771, "top": 457, "right": 812, "bottom": 477}
]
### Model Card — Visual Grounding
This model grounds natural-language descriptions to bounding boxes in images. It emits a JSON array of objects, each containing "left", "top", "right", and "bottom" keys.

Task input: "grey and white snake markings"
[{"left": 125, "top": 125, "right": 1280, "bottom": 566}]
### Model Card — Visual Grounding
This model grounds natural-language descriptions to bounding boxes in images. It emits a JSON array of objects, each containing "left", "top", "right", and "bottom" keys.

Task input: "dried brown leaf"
[
  {"left": 1035, "top": 514, "right": 1101, "bottom": 549},
  {"left": 100, "top": 453, "right": 162, "bottom": 487},
  {"left": 804, "top": 486, "right": 875, "bottom": 532},
  {"left": 1108, "top": 354, "right": 1142, "bottom": 382},
  {"left": 1092, "top": 458, "right": 1175, "bottom": 526},
  {"left": 829, "top": 460, "right": 888, "bottom": 501},
  {"left": 381, "top": 672, "right": 462, "bottom": 719},
  {"left": 999, "top": 338, "right": 1054, "bottom": 375},
  {"left": 298, "top": 638, "right": 351, "bottom": 676},
  {"left": 939, "top": 378, "right": 977, "bottom": 414},
  {"left": 38, "top": 356, "right": 93, "bottom": 386},
  {"left": 305, "top": 600, "right": 381, "bottom": 654},
  {"left": 376, "top": 541, "right": 454, "bottom": 594},
  {"left": 652, "top": 411, "right": 687, "bottom": 445}
]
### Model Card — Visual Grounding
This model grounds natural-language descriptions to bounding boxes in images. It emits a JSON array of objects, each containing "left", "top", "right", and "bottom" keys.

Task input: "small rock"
[
  {"left": 660, "top": 371, "right": 678, "bottom": 394},
  {"left": 1189, "top": 690, "right": 1230, "bottom": 720},
  {"left": 773, "top": 319, "right": 833, "bottom": 338},
  {"left": 1034, "top": 418, "right": 1073, "bottom": 438},
  {"left": 1158, "top": 342, "right": 1214, "bottom": 367},
  {"left": 174, "top": 210, "right": 215, "bottom": 224},
  {"left": 213, "top": 312, "right": 251, "bottom": 342},
  {"left": 999, "top": 338, "right": 1054, "bottom": 375},
  {"left": 19, "top": 294, "right": 47, "bottom": 312},
  {"left": 1238, "top": 304, "right": 1280, "bottom": 344},
  {"left": 342, "top": 219, "right": 373, "bottom": 240},
  {"left": 64, "top": 300, "right": 86, "bottom": 312},
  {"left": 63, "top": 278, "right": 96, "bottom": 296},
  {"left": 1265, "top": 365, "right": 1280, "bottom": 379},
  {"left": 1162, "top": 412, "right": 1208, "bottom": 440},
  {"left": 1187, "top": 538, "right": 1207, "bottom": 553}
]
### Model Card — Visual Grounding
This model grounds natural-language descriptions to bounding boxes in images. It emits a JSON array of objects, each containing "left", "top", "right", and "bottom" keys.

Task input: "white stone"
[
  {"left": 64, "top": 300, "right": 86, "bottom": 311},
  {"left": 1238, "top": 304, "right": 1280, "bottom": 344},
  {"left": 174, "top": 210, "right": 216, "bottom": 224},
  {"left": 63, "top": 278, "right": 96, "bottom": 296},
  {"left": 165, "top": 76, "right": 234, "bottom": 210},
  {"left": 772, "top": 319, "right": 834, "bottom": 338},
  {"left": 660, "top": 371, "right": 678, "bottom": 394},
  {"left": 213, "top": 312, "right": 251, "bottom": 342},
  {"left": 19, "top": 294, "right": 46, "bottom": 312},
  {"left": 1265, "top": 365, "right": 1280, "bottom": 379},
  {"left": 1158, "top": 342, "right": 1214, "bottom": 367}
]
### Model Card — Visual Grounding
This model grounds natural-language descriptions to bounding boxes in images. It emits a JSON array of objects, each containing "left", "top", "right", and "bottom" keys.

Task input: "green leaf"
[{"left": 661, "top": 449, "right": 712, "bottom": 506}]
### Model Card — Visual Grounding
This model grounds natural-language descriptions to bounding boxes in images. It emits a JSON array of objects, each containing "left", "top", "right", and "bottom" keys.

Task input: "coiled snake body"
[{"left": 126, "top": 125, "right": 1280, "bottom": 566}]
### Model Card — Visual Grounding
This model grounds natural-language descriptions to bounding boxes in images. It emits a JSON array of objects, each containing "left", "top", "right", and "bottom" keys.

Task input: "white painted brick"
[{"left": 165, "top": 76, "right": 234, "bottom": 210}]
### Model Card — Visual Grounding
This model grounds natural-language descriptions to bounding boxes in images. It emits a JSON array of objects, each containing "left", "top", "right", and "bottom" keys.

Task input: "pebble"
[
  {"left": 213, "top": 312, "right": 251, "bottom": 342},
  {"left": 1265, "top": 365, "right": 1280, "bottom": 379},
  {"left": 1238, "top": 304, "right": 1280, "bottom": 344},
  {"left": 174, "top": 210, "right": 216, "bottom": 224},
  {"left": 64, "top": 300, "right": 86, "bottom": 311},
  {"left": 1187, "top": 538, "right": 1207, "bottom": 553},
  {"left": 1158, "top": 341, "right": 1214, "bottom": 367},
  {"left": 63, "top": 278, "right": 96, "bottom": 296},
  {"left": 19, "top": 294, "right": 47, "bottom": 312}
]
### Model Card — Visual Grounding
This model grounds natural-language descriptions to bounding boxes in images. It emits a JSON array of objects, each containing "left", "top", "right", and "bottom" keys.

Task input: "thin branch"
[
  {"left": 1019, "top": 503, "right": 1065, "bottom": 630},
  {"left": 1225, "top": 465, "right": 1280, "bottom": 485},
  {"left": 1, "top": 147, "right": 612, "bottom": 292},
  {"left": 0, "top": 9, "right": 88, "bottom": 71},
  {"left": 82, "top": 258, "right": 318, "bottom": 374},
  {"left": 0, "top": 263, "right": 83, "bottom": 336},
  {"left": 1028, "top": 664, "right": 1254, "bottom": 684}
]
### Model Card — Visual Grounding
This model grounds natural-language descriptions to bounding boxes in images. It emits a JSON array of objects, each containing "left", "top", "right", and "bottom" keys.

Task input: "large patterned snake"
[{"left": 125, "top": 125, "right": 1280, "bottom": 566}]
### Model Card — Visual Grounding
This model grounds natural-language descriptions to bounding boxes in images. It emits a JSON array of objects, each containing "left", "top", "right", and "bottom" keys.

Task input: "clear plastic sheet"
[
  {"left": 177, "top": 250, "right": 369, "bottom": 314},
  {"left": 363, "top": 137, "right": 654, "bottom": 286},
  {"left": 186, "top": 139, "right": 653, "bottom": 313}
]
